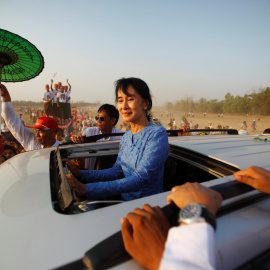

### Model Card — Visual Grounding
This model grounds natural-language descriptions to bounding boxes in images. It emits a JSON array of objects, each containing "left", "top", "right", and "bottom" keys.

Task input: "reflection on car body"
[{"left": 0, "top": 133, "right": 270, "bottom": 269}]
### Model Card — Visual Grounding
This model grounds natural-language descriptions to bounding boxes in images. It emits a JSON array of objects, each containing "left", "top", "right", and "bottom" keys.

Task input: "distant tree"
[
  {"left": 206, "top": 99, "right": 223, "bottom": 113},
  {"left": 195, "top": 98, "right": 207, "bottom": 112},
  {"left": 231, "top": 95, "right": 242, "bottom": 113},
  {"left": 223, "top": 92, "right": 234, "bottom": 113},
  {"left": 251, "top": 87, "right": 270, "bottom": 115},
  {"left": 239, "top": 94, "right": 251, "bottom": 114}
]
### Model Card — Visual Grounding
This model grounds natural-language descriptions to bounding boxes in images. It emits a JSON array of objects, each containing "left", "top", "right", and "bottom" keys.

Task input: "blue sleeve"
[
  {"left": 80, "top": 159, "right": 124, "bottom": 183},
  {"left": 86, "top": 175, "right": 140, "bottom": 199},
  {"left": 85, "top": 128, "right": 169, "bottom": 199}
]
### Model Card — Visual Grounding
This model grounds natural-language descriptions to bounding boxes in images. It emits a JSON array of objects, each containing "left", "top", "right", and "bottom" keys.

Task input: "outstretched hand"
[
  {"left": 167, "top": 182, "right": 222, "bottom": 217},
  {"left": 0, "top": 84, "right": 11, "bottom": 102},
  {"left": 234, "top": 166, "right": 270, "bottom": 194},
  {"left": 121, "top": 204, "right": 170, "bottom": 270}
]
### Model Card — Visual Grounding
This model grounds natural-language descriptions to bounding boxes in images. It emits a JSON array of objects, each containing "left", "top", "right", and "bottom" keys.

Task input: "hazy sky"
[{"left": 1, "top": 0, "right": 270, "bottom": 105}]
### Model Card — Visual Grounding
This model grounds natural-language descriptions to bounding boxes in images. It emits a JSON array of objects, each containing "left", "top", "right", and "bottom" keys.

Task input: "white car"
[{"left": 1, "top": 133, "right": 270, "bottom": 270}]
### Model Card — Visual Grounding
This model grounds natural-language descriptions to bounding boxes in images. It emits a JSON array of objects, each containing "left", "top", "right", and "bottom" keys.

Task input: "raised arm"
[
  {"left": 1, "top": 84, "right": 38, "bottom": 151},
  {"left": 50, "top": 79, "right": 54, "bottom": 91},
  {"left": 67, "top": 79, "right": 71, "bottom": 92}
]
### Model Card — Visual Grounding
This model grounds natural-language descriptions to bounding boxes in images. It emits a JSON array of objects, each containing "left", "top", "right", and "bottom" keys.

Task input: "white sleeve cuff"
[{"left": 159, "top": 223, "right": 216, "bottom": 270}]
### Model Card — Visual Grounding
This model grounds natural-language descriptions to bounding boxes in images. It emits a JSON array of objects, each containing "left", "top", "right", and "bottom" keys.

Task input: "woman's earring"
[{"left": 144, "top": 107, "right": 147, "bottom": 110}]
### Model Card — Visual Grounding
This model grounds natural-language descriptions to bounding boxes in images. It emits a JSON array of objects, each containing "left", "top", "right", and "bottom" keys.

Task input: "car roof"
[{"left": 169, "top": 134, "right": 270, "bottom": 170}]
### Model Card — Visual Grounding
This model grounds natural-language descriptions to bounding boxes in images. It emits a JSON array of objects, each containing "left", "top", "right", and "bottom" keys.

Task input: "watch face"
[{"left": 180, "top": 203, "right": 202, "bottom": 224}]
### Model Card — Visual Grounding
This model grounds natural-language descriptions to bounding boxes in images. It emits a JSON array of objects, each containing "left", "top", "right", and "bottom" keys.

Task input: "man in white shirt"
[
  {"left": 50, "top": 79, "right": 60, "bottom": 120},
  {"left": 72, "top": 104, "right": 123, "bottom": 143},
  {"left": 121, "top": 182, "right": 222, "bottom": 270},
  {"left": 43, "top": 84, "right": 53, "bottom": 117},
  {"left": 70, "top": 104, "right": 124, "bottom": 170},
  {"left": 57, "top": 86, "right": 69, "bottom": 124},
  {"left": 1, "top": 84, "right": 61, "bottom": 151}
]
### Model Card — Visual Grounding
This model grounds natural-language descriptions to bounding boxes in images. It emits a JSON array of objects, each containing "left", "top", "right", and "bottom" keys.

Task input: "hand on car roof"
[
  {"left": 121, "top": 183, "right": 222, "bottom": 270},
  {"left": 167, "top": 182, "right": 222, "bottom": 217},
  {"left": 121, "top": 204, "right": 170, "bottom": 270},
  {"left": 234, "top": 166, "right": 270, "bottom": 194},
  {"left": 71, "top": 134, "right": 85, "bottom": 144}
]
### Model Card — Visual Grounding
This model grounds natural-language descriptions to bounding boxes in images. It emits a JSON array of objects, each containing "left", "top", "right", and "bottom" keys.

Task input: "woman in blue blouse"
[{"left": 66, "top": 78, "right": 169, "bottom": 201}]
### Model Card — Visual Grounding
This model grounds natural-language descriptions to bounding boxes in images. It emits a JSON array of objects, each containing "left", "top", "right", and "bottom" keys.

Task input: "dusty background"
[{"left": 10, "top": 105, "right": 270, "bottom": 135}]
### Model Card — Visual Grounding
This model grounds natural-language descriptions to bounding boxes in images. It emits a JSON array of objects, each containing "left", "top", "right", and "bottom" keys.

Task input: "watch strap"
[{"left": 201, "top": 206, "right": 217, "bottom": 231}]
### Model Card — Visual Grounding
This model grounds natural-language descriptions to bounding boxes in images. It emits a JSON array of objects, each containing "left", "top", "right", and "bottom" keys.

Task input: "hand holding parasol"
[{"left": 0, "top": 28, "right": 44, "bottom": 154}]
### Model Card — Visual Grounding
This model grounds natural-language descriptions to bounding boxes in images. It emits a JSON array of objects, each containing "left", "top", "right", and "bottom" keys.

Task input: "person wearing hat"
[{"left": 1, "top": 84, "right": 61, "bottom": 151}]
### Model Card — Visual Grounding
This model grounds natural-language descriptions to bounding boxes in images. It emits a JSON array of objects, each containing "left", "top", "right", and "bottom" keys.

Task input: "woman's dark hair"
[
  {"left": 114, "top": 77, "right": 153, "bottom": 121},
  {"left": 98, "top": 104, "right": 119, "bottom": 126}
]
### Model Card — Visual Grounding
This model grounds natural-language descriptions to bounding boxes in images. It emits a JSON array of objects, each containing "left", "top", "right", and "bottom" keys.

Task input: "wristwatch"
[{"left": 179, "top": 203, "right": 216, "bottom": 230}]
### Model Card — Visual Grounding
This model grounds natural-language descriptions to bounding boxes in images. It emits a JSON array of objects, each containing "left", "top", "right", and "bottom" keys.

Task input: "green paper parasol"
[{"left": 0, "top": 28, "right": 44, "bottom": 82}]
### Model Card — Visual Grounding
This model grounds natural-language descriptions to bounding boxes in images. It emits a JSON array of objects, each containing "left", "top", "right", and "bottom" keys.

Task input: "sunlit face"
[
  {"left": 117, "top": 86, "right": 149, "bottom": 124},
  {"left": 96, "top": 110, "right": 115, "bottom": 133},
  {"left": 35, "top": 128, "right": 56, "bottom": 147},
  {"left": 3, "top": 149, "right": 16, "bottom": 160}
]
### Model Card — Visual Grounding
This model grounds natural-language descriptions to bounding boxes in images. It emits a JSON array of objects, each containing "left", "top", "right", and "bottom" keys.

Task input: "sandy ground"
[
  {"left": 10, "top": 106, "right": 270, "bottom": 135},
  {"left": 151, "top": 110, "right": 270, "bottom": 135}
]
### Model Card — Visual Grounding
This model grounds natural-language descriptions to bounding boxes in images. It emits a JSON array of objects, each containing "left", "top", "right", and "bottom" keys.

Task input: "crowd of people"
[
  {"left": 164, "top": 116, "right": 232, "bottom": 136},
  {"left": 0, "top": 77, "right": 270, "bottom": 269},
  {"left": 43, "top": 79, "right": 72, "bottom": 125}
]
